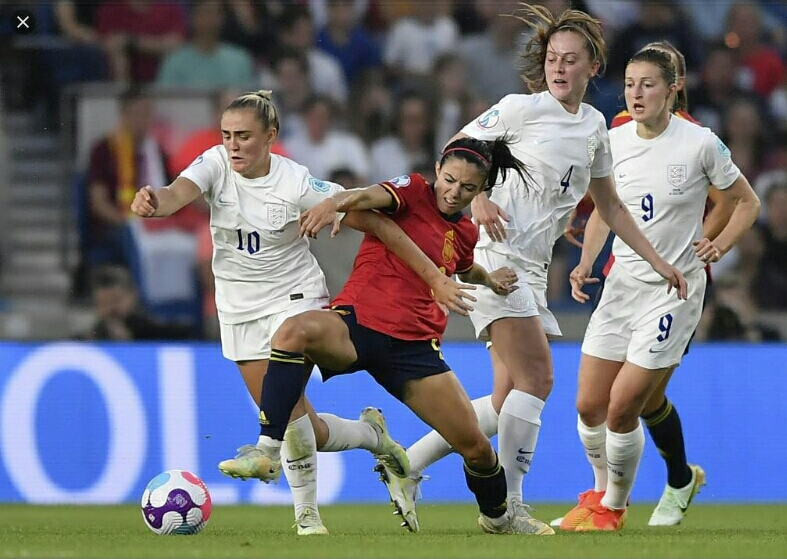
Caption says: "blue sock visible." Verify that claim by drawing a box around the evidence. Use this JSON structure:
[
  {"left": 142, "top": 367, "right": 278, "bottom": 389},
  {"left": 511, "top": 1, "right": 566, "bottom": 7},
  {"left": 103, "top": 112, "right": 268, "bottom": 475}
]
[{"left": 259, "top": 349, "right": 309, "bottom": 441}]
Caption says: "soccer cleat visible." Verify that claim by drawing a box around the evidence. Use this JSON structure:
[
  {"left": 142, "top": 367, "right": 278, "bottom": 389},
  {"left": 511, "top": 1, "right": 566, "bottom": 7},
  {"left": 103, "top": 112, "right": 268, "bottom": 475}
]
[
  {"left": 478, "top": 501, "right": 555, "bottom": 535},
  {"left": 218, "top": 444, "right": 281, "bottom": 483},
  {"left": 648, "top": 464, "right": 706, "bottom": 526},
  {"left": 293, "top": 507, "right": 329, "bottom": 536},
  {"left": 558, "top": 489, "right": 605, "bottom": 531},
  {"left": 374, "top": 461, "right": 423, "bottom": 533},
  {"left": 359, "top": 407, "right": 410, "bottom": 478},
  {"left": 574, "top": 503, "right": 627, "bottom": 532}
]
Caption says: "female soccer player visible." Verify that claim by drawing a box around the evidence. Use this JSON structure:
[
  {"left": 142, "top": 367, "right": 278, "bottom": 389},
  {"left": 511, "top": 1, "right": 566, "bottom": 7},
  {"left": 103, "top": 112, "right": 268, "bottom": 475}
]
[
  {"left": 378, "top": 4, "right": 687, "bottom": 533},
  {"left": 558, "top": 48, "right": 760, "bottom": 531},
  {"left": 130, "top": 90, "right": 476, "bottom": 535},
  {"left": 221, "top": 136, "right": 559, "bottom": 535},
  {"left": 557, "top": 41, "right": 735, "bottom": 529}
]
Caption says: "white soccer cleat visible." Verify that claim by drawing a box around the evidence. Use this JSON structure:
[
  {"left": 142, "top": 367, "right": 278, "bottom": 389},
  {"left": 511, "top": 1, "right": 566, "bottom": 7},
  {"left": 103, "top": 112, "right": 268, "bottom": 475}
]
[
  {"left": 218, "top": 444, "right": 282, "bottom": 483},
  {"left": 359, "top": 407, "right": 410, "bottom": 478},
  {"left": 478, "top": 500, "right": 555, "bottom": 535},
  {"left": 374, "top": 461, "right": 423, "bottom": 533},
  {"left": 648, "top": 464, "right": 706, "bottom": 526},
  {"left": 293, "top": 507, "right": 329, "bottom": 536}
]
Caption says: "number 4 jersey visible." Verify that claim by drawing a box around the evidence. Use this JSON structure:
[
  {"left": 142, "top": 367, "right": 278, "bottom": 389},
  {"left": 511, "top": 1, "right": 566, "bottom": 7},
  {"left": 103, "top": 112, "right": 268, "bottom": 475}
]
[
  {"left": 461, "top": 91, "right": 612, "bottom": 292},
  {"left": 180, "top": 145, "right": 343, "bottom": 324}
]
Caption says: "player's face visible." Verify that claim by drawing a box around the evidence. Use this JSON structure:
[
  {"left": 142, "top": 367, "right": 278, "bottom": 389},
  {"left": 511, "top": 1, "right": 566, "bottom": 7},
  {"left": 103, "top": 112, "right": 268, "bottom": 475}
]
[
  {"left": 624, "top": 61, "right": 675, "bottom": 124},
  {"left": 433, "top": 158, "right": 486, "bottom": 214},
  {"left": 545, "top": 30, "right": 598, "bottom": 109},
  {"left": 220, "top": 109, "right": 277, "bottom": 178}
]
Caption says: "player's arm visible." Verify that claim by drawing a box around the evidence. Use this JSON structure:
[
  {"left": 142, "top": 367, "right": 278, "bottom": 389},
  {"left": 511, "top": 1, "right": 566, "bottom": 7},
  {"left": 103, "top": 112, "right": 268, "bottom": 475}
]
[
  {"left": 587, "top": 175, "right": 687, "bottom": 299},
  {"left": 701, "top": 186, "right": 735, "bottom": 241},
  {"left": 299, "top": 184, "right": 396, "bottom": 238},
  {"left": 458, "top": 263, "right": 518, "bottom": 296},
  {"left": 694, "top": 175, "right": 760, "bottom": 263},
  {"left": 130, "top": 177, "right": 202, "bottom": 218}
]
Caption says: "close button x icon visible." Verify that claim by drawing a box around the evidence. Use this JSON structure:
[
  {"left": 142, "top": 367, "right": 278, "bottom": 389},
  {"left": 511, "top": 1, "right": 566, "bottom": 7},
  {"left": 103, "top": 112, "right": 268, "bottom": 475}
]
[{"left": 12, "top": 10, "right": 35, "bottom": 34}]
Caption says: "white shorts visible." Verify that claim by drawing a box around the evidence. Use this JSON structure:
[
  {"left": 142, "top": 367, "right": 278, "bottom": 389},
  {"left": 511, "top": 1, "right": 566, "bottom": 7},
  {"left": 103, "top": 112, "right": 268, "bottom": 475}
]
[
  {"left": 468, "top": 250, "right": 562, "bottom": 341},
  {"left": 581, "top": 266, "right": 706, "bottom": 370},
  {"left": 219, "top": 297, "right": 329, "bottom": 361}
]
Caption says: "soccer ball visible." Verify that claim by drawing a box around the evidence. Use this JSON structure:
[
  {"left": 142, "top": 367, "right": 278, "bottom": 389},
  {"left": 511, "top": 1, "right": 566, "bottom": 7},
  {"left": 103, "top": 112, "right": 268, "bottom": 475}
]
[{"left": 141, "top": 469, "right": 212, "bottom": 535}]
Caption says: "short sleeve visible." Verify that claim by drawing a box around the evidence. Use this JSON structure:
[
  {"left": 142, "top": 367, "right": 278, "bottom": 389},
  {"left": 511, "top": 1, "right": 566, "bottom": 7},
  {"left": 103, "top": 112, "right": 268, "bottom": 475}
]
[
  {"left": 378, "top": 173, "right": 427, "bottom": 215},
  {"left": 179, "top": 146, "right": 224, "bottom": 198},
  {"left": 298, "top": 175, "right": 345, "bottom": 211},
  {"left": 460, "top": 94, "right": 526, "bottom": 142},
  {"left": 701, "top": 132, "right": 740, "bottom": 190}
]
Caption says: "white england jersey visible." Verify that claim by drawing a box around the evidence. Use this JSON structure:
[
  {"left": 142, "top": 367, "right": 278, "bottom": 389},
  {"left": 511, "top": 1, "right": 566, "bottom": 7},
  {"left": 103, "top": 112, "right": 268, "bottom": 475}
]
[
  {"left": 180, "top": 146, "right": 343, "bottom": 324},
  {"left": 461, "top": 91, "right": 612, "bottom": 290},
  {"left": 610, "top": 116, "right": 740, "bottom": 283}
]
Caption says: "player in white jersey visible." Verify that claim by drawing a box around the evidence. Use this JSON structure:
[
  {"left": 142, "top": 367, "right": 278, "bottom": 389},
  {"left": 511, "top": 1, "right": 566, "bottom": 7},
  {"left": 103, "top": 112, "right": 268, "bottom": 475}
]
[
  {"left": 376, "top": 5, "right": 687, "bottom": 534},
  {"left": 557, "top": 49, "right": 760, "bottom": 532},
  {"left": 130, "top": 90, "right": 476, "bottom": 535}
]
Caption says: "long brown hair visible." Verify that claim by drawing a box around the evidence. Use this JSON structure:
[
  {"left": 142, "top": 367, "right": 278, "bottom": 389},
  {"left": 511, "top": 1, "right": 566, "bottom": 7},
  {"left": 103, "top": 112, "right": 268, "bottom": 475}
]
[
  {"left": 514, "top": 3, "right": 606, "bottom": 93},
  {"left": 639, "top": 40, "right": 688, "bottom": 112}
]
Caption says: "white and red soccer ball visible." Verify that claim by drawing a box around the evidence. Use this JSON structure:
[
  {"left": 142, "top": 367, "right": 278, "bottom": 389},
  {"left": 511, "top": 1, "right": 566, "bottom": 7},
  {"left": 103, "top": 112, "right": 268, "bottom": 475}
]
[{"left": 141, "top": 469, "right": 212, "bottom": 535}]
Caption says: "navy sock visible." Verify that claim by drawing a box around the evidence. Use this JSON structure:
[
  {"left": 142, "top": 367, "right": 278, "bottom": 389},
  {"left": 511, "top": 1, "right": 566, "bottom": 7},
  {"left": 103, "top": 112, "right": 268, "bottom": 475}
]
[
  {"left": 464, "top": 455, "right": 507, "bottom": 519},
  {"left": 642, "top": 398, "right": 692, "bottom": 489},
  {"left": 259, "top": 349, "right": 309, "bottom": 441}
]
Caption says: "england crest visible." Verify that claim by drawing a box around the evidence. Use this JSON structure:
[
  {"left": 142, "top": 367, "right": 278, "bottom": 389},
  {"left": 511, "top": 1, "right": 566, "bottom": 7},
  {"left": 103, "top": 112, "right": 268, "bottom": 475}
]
[
  {"left": 668, "top": 165, "right": 687, "bottom": 187},
  {"left": 267, "top": 203, "right": 287, "bottom": 229}
]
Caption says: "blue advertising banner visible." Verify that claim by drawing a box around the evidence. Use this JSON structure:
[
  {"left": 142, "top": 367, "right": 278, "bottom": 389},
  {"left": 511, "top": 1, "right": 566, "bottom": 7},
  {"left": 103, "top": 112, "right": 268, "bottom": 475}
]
[{"left": 0, "top": 341, "right": 784, "bottom": 504}]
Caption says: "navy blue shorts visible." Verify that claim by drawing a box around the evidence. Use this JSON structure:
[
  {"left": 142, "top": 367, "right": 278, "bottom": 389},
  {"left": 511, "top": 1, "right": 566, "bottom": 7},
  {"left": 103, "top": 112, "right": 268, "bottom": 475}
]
[{"left": 319, "top": 306, "right": 451, "bottom": 401}]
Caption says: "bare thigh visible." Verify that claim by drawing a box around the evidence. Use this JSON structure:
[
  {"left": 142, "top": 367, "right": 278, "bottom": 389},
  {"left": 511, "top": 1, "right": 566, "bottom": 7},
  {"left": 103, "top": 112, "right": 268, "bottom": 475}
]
[
  {"left": 488, "top": 316, "right": 553, "bottom": 401},
  {"left": 608, "top": 361, "right": 672, "bottom": 433},
  {"left": 402, "top": 372, "right": 496, "bottom": 471}
]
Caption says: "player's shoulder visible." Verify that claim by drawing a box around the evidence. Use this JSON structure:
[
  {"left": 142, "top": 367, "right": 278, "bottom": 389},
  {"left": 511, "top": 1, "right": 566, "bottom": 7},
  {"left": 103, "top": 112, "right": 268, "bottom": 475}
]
[
  {"left": 609, "top": 118, "right": 636, "bottom": 140},
  {"left": 675, "top": 109, "right": 701, "bottom": 125},
  {"left": 380, "top": 172, "right": 427, "bottom": 190},
  {"left": 272, "top": 153, "right": 309, "bottom": 177}
]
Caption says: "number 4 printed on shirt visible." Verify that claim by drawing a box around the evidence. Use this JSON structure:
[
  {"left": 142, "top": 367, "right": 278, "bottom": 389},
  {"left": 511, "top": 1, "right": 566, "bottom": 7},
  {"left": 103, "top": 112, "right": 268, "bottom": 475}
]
[{"left": 560, "top": 166, "right": 573, "bottom": 194}]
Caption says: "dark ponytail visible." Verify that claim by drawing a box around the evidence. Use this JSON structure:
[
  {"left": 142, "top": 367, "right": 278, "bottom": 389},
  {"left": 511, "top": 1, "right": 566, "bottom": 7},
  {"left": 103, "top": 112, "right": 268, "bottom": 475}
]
[{"left": 441, "top": 136, "right": 531, "bottom": 192}]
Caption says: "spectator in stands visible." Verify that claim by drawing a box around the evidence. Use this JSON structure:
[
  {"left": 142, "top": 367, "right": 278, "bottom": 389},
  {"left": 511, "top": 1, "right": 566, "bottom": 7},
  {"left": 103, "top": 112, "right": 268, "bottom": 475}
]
[
  {"left": 688, "top": 41, "right": 747, "bottom": 134},
  {"left": 346, "top": 68, "right": 392, "bottom": 145},
  {"left": 97, "top": 0, "right": 186, "bottom": 84},
  {"left": 220, "top": 0, "right": 279, "bottom": 63},
  {"left": 432, "top": 53, "right": 472, "bottom": 156},
  {"left": 316, "top": 0, "right": 382, "bottom": 86},
  {"left": 370, "top": 90, "right": 435, "bottom": 183},
  {"left": 263, "top": 46, "right": 314, "bottom": 141},
  {"left": 724, "top": 2, "right": 786, "bottom": 100},
  {"left": 383, "top": 1, "right": 458, "bottom": 87},
  {"left": 754, "top": 181, "right": 787, "bottom": 310},
  {"left": 277, "top": 4, "right": 348, "bottom": 106},
  {"left": 457, "top": 0, "right": 527, "bottom": 103},
  {"left": 85, "top": 86, "right": 169, "bottom": 269},
  {"left": 52, "top": 1, "right": 109, "bottom": 82},
  {"left": 81, "top": 265, "right": 195, "bottom": 340},
  {"left": 284, "top": 94, "right": 371, "bottom": 183},
  {"left": 156, "top": 0, "right": 255, "bottom": 91},
  {"left": 719, "top": 96, "right": 769, "bottom": 182}
]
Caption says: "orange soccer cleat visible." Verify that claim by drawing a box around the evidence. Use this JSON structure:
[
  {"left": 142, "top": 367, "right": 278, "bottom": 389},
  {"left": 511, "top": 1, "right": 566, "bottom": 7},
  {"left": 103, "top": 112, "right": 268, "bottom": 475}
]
[
  {"left": 574, "top": 503, "right": 628, "bottom": 532},
  {"left": 558, "top": 489, "right": 605, "bottom": 531}
]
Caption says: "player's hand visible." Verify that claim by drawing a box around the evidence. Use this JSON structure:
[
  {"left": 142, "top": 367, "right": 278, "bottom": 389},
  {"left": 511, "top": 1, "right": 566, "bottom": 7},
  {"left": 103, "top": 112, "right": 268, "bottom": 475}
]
[
  {"left": 300, "top": 198, "right": 340, "bottom": 238},
  {"left": 569, "top": 261, "right": 599, "bottom": 303},
  {"left": 563, "top": 207, "right": 587, "bottom": 249},
  {"left": 486, "top": 267, "right": 519, "bottom": 296},
  {"left": 471, "top": 195, "right": 509, "bottom": 242},
  {"left": 131, "top": 186, "right": 158, "bottom": 217},
  {"left": 693, "top": 238, "right": 723, "bottom": 264},
  {"left": 652, "top": 260, "right": 688, "bottom": 300},
  {"left": 430, "top": 275, "right": 477, "bottom": 316}
]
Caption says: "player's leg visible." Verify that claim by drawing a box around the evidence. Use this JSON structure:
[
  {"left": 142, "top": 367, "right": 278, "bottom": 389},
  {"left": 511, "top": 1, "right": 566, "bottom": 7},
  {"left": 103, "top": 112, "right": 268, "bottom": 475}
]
[
  {"left": 643, "top": 367, "right": 706, "bottom": 526},
  {"left": 401, "top": 371, "right": 553, "bottom": 535},
  {"left": 487, "top": 315, "right": 552, "bottom": 508}
]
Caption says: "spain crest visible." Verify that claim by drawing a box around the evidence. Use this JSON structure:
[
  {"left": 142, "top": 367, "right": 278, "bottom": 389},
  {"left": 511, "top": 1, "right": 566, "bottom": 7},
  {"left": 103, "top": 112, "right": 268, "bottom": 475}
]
[{"left": 442, "top": 237, "right": 454, "bottom": 264}]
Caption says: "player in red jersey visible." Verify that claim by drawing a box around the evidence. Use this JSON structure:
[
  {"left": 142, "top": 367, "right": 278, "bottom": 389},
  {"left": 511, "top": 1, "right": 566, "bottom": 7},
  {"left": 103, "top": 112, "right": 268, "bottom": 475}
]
[
  {"left": 556, "top": 41, "right": 736, "bottom": 529},
  {"left": 225, "top": 136, "right": 556, "bottom": 535}
]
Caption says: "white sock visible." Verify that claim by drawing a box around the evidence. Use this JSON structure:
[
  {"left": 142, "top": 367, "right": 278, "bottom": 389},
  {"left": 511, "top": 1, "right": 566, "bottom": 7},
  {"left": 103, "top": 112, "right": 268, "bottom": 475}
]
[
  {"left": 317, "top": 413, "right": 380, "bottom": 452},
  {"left": 280, "top": 415, "right": 319, "bottom": 518},
  {"left": 601, "top": 422, "right": 645, "bottom": 510},
  {"left": 408, "top": 395, "right": 499, "bottom": 475},
  {"left": 577, "top": 417, "right": 608, "bottom": 492},
  {"left": 256, "top": 435, "right": 283, "bottom": 460},
  {"left": 498, "top": 390, "right": 544, "bottom": 503}
]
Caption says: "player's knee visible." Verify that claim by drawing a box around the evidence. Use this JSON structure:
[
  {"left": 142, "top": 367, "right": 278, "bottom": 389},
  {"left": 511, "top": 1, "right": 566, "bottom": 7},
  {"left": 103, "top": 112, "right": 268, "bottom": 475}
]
[
  {"left": 606, "top": 398, "right": 641, "bottom": 433},
  {"left": 271, "top": 316, "right": 311, "bottom": 352},
  {"left": 576, "top": 393, "right": 606, "bottom": 427},
  {"left": 512, "top": 360, "right": 553, "bottom": 400}
]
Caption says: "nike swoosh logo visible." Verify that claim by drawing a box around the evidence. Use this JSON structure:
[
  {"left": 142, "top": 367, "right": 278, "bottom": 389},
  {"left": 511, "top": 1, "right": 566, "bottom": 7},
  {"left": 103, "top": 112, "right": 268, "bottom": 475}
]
[
  {"left": 286, "top": 456, "right": 309, "bottom": 463},
  {"left": 648, "top": 348, "right": 667, "bottom": 353},
  {"left": 534, "top": 138, "right": 553, "bottom": 145},
  {"left": 517, "top": 448, "right": 534, "bottom": 455},
  {"left": 617, "top": 173, "right": 627, "bottom": 179}
]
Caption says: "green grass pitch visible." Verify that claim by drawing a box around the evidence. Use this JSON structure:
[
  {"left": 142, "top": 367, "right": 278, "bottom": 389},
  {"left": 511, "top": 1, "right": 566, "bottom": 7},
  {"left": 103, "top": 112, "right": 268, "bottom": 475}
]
[{"left": 3, "top": 503, "right": 787, "bottom": 558}]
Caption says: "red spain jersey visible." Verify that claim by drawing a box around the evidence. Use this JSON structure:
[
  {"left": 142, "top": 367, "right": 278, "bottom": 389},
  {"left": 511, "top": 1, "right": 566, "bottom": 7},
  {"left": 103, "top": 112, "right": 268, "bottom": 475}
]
[
  {"left": 331, "top": 173, "right": 478, "bottom": 341},
  {"left": 601, "top": 109, "right": 711, "bottom": 280}
]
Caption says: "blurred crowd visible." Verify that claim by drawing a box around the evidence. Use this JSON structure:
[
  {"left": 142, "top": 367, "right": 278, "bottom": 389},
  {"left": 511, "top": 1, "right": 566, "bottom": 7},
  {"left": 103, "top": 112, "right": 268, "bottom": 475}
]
[{"left": 1, "top": 0, "right": 786, "bottom": 341}]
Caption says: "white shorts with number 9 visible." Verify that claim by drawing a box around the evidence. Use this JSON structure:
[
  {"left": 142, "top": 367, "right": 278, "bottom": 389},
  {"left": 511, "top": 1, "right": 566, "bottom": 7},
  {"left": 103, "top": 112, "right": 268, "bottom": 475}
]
[
  {"left": 581, "top": 266, "right": 706, "bottom": 370},
  {"left": 219, "top": 297, "right": 329, "bottom": 361}
]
